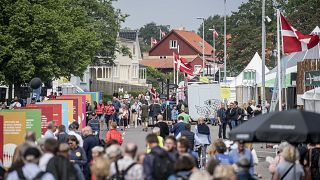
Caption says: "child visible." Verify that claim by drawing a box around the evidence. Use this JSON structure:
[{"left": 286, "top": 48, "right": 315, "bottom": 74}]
[{"left": 171, "top": 105, "right": 179, "bottom": 124}]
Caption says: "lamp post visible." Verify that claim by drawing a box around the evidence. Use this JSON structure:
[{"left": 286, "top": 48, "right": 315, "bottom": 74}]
[
  {"left": 209, "top": 26, "right": 216, "bottom": 80},
  {"left": 223, "top": 0, "right": 227, "bottom": 84},
  {"left": 197, "top": 17, "right": 205, "bottom": 76},
  {"left": 262, "top": 0, "right": 266, "bottom": 113}
]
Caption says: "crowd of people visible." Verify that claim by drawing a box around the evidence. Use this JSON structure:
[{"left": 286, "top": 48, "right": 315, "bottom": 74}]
[{"left": 0, "top": 92, "right": 319, "bottom": 180}]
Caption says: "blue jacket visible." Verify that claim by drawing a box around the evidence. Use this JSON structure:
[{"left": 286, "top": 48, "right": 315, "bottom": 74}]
[
  {"left": 143, "top": 146, "right": 168, "bottom": 180},
  {"left": 83, "top": 135, "right": 100, "bottom": 162},
  {"left": 171, "top": 122, "right": 186, "bottom": 137}
]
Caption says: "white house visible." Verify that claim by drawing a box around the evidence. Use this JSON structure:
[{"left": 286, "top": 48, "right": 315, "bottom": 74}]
[{"left": 87, "top": 30, "right": 147, "bottom": 94}]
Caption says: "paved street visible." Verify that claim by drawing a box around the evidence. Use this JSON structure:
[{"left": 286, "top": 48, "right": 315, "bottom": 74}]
[{"left": 100, "top": 124, "right": 274, "bottom": 179}]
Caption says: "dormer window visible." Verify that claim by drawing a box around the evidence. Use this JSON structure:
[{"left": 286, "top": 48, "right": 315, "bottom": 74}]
[{"left": 170, "top": 40, "right": 177, "bottom": 49}]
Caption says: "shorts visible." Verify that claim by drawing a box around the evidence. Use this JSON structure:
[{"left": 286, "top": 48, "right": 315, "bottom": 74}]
[{"left": 141, "top": 117, "right": 148, "bottom": 122}]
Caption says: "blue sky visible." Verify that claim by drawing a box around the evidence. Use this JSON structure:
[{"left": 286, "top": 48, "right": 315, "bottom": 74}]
[{"left": 114, "top": 0, "right": 248, "bottom": 31}]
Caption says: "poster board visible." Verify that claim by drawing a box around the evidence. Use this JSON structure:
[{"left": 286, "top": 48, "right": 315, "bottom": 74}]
[
  {"left": 60, "top": 95, "right": 86, "bottom": 128},
  {"left": 2, "top": 109, "right": 42, "bottom": 139},
  {"left": 0, "top": 116, "right": 3, "bottom": 163},
  {"left": 0, "top": 112, "right": 26, "bottom": 168},
  {"left": 37, "top": 102, "right": 68, "bottom": 128},
  {"left": 25, "top": 104, "right": 54, "bottom": 134},
  {"left": 50, "top": 99, "right": 78, "bottom": 123},
  {"left": 44, "top": 100, "right": 73, "bottom": 125}
]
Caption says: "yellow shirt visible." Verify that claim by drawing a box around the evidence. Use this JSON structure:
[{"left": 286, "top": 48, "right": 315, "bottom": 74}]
[{"left": 146, "top": 136, "right": 164, "bottom": 153}]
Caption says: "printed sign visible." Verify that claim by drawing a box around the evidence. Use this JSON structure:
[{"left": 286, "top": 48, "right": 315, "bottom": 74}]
[
  {"left": 305, "top": 71, "right": 320, "bottom": 86},
  {"left": 0, "top": 116, "right": 3, "bottom": 162},
  {"left": 45, "top": 100, "right": 73, "bottom": 125},
  {"left": 38, "top": 102, "right": 69, "bottom": 128},
  {"left": 2, "top": 109, "right": 42, "bottom": 139},
  {"left": 220, "top": 86, "right": 231, "bottom": 99},
  {"left": 25, "top": 104, "right": 54, "bottom": 134},
  {"left": 60, "top": 95, "right": 86, "bottom": 128},
  {"left": 0, "top": 112, "right": 26, "bottom": 168}
]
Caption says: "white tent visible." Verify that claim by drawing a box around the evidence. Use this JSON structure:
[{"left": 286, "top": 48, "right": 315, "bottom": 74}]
[
  {"left": 301, "top": 87, "right": 320, "bottom": 113},
  {"left": 231, "top": 52, "right": 270, "bottom": 86},
  {"left": 231, "top": 52, "right": 269, "bottom": 104}
]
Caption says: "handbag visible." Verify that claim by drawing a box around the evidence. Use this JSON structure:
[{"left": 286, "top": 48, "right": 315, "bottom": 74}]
[{"left": 304, "top": 149, "right": 313, "bottom": 180}]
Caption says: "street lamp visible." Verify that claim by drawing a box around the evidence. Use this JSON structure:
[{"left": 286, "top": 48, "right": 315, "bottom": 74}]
[
  {"left": 261, "top": 0, "right": 266, "bottom": 113},
  {"left": 223, "top": 0, "right": 227, "bottom": 84},
  {"left": 209, "top": 26, "right": 216, "bottom": 80},
  {"left": 197, "top": 17, "right": 205, "bottom": 76}
]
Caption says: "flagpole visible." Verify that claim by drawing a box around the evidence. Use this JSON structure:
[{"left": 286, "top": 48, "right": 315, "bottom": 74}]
[
  {"left": 177, "top": 45, "right": 180, "bottom": 85},
  {"left": 173, "top": 52, "right": 176, "bottom": 85},
  {"left": 277, "top": 9, "right": 282, "bottom": 111},
  {"left": 261, "top": 0, "right": 266, "bottom": 113}
]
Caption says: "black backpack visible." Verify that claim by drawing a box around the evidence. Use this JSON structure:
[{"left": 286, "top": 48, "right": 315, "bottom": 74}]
[
  {"left": 151, "top": 150, "right": 174, "bottom": 180},
  {"left": 16, "top": 167, "right": 46, "bottom": 180},
  {"left": 109, "top": 161, "right": 136, "bottom": 180}
]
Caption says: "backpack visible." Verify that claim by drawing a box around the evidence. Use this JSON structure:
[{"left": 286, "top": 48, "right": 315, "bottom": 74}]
[
  {"left": 151, "top": 150, "right": 174, "bottom": 180},
  {"left": 16, "top": 167, "right": 46, "bottom": 180},
  {"left": 109, "top": 161, "right": 136, "bottom": 180}
]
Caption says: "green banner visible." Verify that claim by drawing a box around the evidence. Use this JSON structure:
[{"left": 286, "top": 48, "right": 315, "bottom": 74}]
[
  {"left": 305, "top": 71, "right": 320, "bottom": 86},
  {"left": 1, "top": 109, "right": 42, "bottom": 139}
]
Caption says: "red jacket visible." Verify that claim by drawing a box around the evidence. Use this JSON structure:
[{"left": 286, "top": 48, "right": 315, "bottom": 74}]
[{"left": 105, "top": 129, "right": 123, "bottom": 145}]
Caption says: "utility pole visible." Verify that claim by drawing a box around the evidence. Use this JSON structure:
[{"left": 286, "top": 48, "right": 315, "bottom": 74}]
[
  {"left": 261, "top": 0, "right": 266, "bottom": 113},
  {"left": 223, "top": 0, "right": 227, "bottom": 83}
]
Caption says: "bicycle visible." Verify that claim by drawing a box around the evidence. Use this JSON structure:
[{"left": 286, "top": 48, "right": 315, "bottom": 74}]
[{"left": 195, "top": 144, "right": 207, "bottom": 170}]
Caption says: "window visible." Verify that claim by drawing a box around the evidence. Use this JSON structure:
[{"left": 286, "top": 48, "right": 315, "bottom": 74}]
[
  {"left": 169, "top": 40, "right": 177, "bottom": 49},
  {"left": 243, "top": 70, "right": 256, "bottom": 81},
  {"left": 194, "top": 65, "right": 202, "bottom": 73}
]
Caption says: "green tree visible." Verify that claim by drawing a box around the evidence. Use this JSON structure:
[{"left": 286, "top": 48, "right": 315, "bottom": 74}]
[
  {"left": 277, "top": 0, "right": 320, "bottom": 34},
  {"left": 0, "top": 0, "right": 125, "bottom": 94},
  {"left": 139, "top": 22, "right": 170, "bottom": 53},
  {"left": 198, "top": 15, "right": 224, "bottom": 61}
]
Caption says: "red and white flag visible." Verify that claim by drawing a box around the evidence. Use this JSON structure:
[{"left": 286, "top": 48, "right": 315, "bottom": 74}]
[
  {"left": 187, "top": 67, "right": 203, "bottom": 80},
  {"left": 160, "top": 29, "right": 166, "bottom": 38},
  {"left": 280, "top": 13, "right": 319, "bottom": 53},
  {"left": 213, "top": 30, "right": 218, "bottom": 39},
  {"left": 151, "top": 37, "right": 158, "bottom": 46},
  {"left": 174, "top": 53, "right": 193, "bottom": 75}
]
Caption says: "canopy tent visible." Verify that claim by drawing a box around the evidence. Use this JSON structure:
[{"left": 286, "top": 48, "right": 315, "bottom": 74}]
[
  {"left": 301, "top": 87, "right": 320, "bottom": 113},
  {"left": 231, "top": 52, "right": 270, "bottom": 87}
]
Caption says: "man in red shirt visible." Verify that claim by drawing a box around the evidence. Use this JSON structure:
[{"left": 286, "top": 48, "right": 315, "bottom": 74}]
[{"left": 106, "top": 122, "right": 123, "bottom": 145}]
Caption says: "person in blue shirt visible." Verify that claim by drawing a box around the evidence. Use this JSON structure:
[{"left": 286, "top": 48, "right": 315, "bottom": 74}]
[
  {"left": 171, "top": 105, "right": 179, "bottom": 123},
  {"left": 213, "top": 139, "right": 233, "bottom": 165},
  {"left": 170, "top": 116, "right": 186, "bottom": 137},
  {"left": 229, "top": 141, "right": 254, "bottom": 176}
]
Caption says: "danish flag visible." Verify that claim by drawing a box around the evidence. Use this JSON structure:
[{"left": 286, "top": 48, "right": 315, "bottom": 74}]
[
  {"left": 160, "top": 29, "right": 166, "bottom": 38},
  {"left": 213, "top": 30, "right": 218, "bottom": 39},
  {"left": 280, "top": 13, "right": 319, "bottom": 53},
  {"left": 151, "top": 37, "right": 158, "bottom": 46},
  {"left": 174, "top": 53, "right": 193, "bottom": 75}
]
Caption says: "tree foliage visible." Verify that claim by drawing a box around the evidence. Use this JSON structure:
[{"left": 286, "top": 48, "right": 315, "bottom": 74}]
[
  {"left": 139, "top": 22, "right": 170, "bottom": 53},
  {"left": 0, "top": 0, "right": 125, "bottom": 86},
  {"left": 198, "top": 0, "right": 276, "bottom": 75},
  {"left": 276, "top": 0, "right": 320, "bottom": 34}
]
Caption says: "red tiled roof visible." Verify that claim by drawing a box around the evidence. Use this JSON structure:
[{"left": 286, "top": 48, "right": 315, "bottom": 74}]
[
  {"left": 174, "top": 30, "right": 213, "bottom": 55},
  {"left": 140, "top": 59, "right": 175, "bottom": 69}
]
